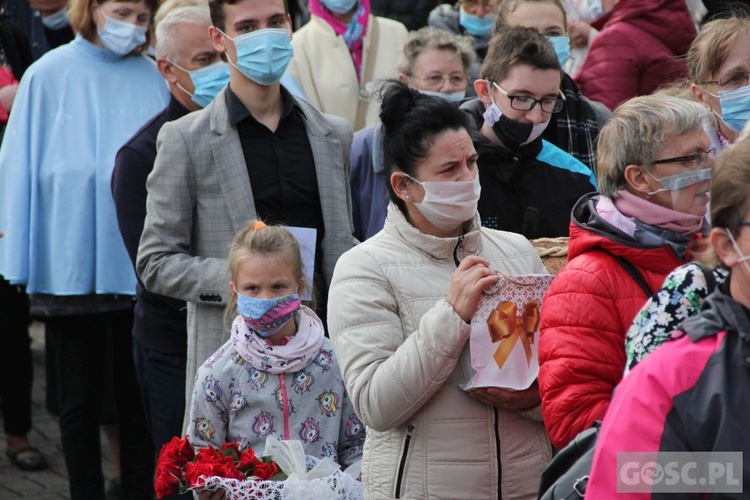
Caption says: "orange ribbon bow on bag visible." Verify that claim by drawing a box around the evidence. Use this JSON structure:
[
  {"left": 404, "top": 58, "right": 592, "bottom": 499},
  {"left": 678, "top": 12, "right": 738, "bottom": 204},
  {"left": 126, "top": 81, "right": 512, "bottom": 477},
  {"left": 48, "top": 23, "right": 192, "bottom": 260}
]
[{"left": 486, "top": 300, "right": 540, "bottom": 369}]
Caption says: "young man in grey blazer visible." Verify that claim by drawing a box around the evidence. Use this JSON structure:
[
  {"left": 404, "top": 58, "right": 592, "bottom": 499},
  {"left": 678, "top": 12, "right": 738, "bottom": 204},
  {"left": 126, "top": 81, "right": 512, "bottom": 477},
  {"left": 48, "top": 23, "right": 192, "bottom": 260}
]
[{"left": 136, "top": 0, "right": 357, "bottom": 425}]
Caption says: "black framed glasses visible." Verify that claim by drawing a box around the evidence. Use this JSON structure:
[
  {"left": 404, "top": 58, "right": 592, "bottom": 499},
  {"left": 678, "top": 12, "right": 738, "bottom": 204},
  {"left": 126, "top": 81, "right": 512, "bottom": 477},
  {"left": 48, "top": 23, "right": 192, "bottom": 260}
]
[
  {"left": 651, "top": 148, "right": 716, "bottom": 169},
  {"left": 701, "top": 70, "right": 750, "bottom": 91},
  {"left": 491, "top": 82, "right": 566, "bottom": 113}
]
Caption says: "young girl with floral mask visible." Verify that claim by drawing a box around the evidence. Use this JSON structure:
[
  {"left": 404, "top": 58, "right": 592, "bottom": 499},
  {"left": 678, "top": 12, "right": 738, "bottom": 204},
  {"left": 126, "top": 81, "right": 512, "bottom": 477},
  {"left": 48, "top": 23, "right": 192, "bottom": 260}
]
[{"left": 186, "top": 220, "right": 364, "bottom": 467}]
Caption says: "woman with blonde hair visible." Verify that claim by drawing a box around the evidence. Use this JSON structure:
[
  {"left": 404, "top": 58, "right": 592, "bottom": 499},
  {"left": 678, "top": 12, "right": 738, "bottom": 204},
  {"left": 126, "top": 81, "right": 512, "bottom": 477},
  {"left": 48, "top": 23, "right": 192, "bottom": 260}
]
[
  {"left": 689, "top": 12, "right": 750, "bottom": 151},
  {"left": 0, "top": 0, "right": 168, "bottom": 495}
]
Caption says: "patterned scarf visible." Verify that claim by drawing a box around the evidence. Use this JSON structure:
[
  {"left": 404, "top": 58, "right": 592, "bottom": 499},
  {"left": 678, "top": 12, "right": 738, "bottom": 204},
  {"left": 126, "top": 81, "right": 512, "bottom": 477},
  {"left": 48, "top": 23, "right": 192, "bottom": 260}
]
[
  {"left": 308, "top": 0, "right": 370, "bottom": 82},
  {"left": 230, "top": 306, "right": 324, "bottom": 375}
]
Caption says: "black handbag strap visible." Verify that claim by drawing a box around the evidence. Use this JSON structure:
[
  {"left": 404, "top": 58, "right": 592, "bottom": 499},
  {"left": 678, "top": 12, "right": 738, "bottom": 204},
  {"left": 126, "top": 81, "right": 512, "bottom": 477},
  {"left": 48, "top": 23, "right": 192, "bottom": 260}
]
[{"left": 603, "top": 251, "right": 652, "bottom": 298}]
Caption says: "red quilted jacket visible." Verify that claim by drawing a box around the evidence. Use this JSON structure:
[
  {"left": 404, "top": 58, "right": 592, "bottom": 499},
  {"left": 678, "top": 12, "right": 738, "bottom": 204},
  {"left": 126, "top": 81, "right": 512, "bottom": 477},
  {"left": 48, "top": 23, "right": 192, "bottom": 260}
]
[
  {"left": 538, "top": 194, "right": 695, "bottom": 449},
  {"left": 574, "top": 0, "right": 696, "bottom": 111}
]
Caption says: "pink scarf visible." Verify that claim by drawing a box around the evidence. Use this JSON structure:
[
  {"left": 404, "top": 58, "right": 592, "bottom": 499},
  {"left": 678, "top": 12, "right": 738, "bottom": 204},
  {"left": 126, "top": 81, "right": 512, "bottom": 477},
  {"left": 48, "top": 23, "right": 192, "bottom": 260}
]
[
  {"left": 308, "top": 0, "right": 370, "bottom": 82},
  {"left": 230, "top": 306, "right": 324, "bottom": 375},
  {"left": 610, "top": 190, "right": 704, "bottom": 236}
]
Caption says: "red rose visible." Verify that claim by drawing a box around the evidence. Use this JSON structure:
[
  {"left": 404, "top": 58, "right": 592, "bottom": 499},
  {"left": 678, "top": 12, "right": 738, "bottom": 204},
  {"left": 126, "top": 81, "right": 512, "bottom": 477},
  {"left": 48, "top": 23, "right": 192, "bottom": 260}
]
[
  {"left": 252, "top": 461, "right": 279, "bottom": 481},
  {"left": 219, "top": 442, "right": 242, "bottom": 461},
  {"left": 183, "top": 461, "right": 218, "bottom": 488},
  {"left": 217, "top": 460, "right": 246, "bottom": 481},
  {"left": 158, "top": 436, "right": 195, "bottom": 466},
  {"left": 154, "top": 464, "right": 182, "bottom": 499},
  {"left": 194, "top": 445, "right": 222, "bottom": 463},
  {"left": 237, "top": 448, "right": 262, "bottom": 473}
]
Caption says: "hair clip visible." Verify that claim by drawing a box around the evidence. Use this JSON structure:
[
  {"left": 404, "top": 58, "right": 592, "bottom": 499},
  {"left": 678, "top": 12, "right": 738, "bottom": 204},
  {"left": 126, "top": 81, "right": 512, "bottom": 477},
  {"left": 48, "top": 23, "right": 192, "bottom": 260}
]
[{"left": 253, "top": 221, "right": 267, "bottom": 230}]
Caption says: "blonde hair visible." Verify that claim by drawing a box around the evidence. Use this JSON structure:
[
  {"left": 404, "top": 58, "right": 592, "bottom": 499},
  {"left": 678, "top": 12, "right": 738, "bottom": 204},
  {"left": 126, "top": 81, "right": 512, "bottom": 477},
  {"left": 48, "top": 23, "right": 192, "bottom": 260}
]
[
  {"left": 224, "top": 221, "right": 305, "bottom": 327},
  {"left": 68, "top": 0, "right": 159, "bottom": 55},
  {"left": 687, "top": 14, "right": 750, "bottom": 85}
]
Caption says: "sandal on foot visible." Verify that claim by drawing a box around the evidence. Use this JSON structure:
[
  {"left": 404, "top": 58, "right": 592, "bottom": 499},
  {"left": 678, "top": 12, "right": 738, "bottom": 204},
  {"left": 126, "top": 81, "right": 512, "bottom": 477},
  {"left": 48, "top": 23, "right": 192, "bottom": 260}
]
[{"left": 5, "top": 445, "right": 48, "bottom": 471}]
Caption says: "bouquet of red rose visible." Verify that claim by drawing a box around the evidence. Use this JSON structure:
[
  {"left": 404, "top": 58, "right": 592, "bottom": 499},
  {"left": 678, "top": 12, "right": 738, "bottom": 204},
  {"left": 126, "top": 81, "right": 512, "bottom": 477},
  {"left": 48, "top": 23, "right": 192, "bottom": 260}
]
[{"left": 155, "top": 437, "right": 283, "bottom": 499}]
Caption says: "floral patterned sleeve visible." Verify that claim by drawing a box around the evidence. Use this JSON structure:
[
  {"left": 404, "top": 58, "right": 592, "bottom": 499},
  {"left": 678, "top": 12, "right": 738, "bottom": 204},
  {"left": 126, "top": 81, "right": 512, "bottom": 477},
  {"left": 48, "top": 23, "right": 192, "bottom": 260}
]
[{"left": 624, "top": 263, "right": 729, "bottom": 375}]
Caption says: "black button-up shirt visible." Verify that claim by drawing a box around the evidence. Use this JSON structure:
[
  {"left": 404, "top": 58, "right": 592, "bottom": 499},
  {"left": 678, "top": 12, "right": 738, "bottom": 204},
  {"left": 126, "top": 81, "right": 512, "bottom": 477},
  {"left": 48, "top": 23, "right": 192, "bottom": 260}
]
[
  {"left": 225, "top": 87, "right": 328, "bottom": 319},
  {"left": 225, "top": 86, "right": 325, "bottom": 244}
]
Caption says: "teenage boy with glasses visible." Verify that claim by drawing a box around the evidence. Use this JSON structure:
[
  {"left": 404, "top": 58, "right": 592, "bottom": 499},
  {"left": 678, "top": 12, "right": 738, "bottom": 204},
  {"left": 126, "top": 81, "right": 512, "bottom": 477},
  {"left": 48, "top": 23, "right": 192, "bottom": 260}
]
[{"left": 468, "top": 26, "right": 596, "bottom": 239}]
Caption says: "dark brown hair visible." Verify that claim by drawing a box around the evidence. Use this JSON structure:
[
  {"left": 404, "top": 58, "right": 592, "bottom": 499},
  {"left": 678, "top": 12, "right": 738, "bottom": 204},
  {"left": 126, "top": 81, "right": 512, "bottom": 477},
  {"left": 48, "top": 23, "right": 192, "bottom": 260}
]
[{"left": 209, "top": 0, "right": 288, "bottom": 31}]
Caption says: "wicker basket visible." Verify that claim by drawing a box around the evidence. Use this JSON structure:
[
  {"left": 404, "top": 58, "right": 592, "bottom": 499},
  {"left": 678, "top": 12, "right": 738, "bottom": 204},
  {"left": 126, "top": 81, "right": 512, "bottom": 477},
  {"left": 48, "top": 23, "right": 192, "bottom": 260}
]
[{"left": 530, "top": 237, "right": 569, "bottom": 275}]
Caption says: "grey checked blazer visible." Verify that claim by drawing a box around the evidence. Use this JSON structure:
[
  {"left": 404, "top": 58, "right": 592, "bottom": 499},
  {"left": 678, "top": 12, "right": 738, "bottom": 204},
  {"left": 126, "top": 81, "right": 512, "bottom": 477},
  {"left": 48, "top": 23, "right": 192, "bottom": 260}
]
[{"left": 136, "top": 87, "right": 357, "bottom": 419}]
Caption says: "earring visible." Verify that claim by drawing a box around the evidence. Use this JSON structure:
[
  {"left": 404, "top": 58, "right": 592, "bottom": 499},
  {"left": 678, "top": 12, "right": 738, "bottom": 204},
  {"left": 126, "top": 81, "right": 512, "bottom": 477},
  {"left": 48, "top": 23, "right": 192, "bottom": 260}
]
[{"left": 405, "top": 194, "right": 411, "bottom": 200}]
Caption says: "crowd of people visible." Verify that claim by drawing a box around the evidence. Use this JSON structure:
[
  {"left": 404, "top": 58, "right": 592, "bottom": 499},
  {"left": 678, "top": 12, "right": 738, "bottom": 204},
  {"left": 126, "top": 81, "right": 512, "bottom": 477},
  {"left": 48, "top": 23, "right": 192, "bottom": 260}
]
[{"left": 0, "top": 0, "right": 747, "bottom": 498}]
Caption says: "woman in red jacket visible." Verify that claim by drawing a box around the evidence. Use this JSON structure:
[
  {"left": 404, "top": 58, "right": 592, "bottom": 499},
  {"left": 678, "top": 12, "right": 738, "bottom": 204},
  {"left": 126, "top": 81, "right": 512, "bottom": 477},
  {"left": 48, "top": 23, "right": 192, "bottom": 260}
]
[{"left": 539, "top": 94, "right": 713, "bottom": 450}]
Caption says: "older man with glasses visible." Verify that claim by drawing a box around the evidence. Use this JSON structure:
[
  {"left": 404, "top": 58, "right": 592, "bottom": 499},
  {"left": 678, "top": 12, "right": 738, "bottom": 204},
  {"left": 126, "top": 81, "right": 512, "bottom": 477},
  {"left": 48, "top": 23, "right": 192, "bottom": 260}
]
[{"left": 469, "top": 26, "right": 596, "bottom": 238}]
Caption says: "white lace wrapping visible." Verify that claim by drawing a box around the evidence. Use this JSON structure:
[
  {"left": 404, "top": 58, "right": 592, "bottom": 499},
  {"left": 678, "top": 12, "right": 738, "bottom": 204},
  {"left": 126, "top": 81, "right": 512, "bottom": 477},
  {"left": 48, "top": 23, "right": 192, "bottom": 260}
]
[{"left": 190, "top": 438, "right": 363, "bottom": 500}]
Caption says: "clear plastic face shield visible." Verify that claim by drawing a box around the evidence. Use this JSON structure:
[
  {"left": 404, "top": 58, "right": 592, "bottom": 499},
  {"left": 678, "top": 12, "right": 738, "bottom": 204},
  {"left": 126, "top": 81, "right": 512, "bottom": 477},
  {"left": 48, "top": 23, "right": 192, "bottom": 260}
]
[{"left": 644, "top": 168, "right": 712, "bottom": 212}]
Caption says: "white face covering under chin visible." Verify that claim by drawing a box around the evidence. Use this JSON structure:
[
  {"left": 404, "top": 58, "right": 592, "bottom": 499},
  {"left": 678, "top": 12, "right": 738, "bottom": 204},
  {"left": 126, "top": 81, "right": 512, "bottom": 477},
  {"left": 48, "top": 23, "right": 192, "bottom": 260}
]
[
  {"left": 726, "top": 229, "right": 750, "bottom": 275},
  {"left": 405, "top": 174, "right": 481, "bottom": 232}
]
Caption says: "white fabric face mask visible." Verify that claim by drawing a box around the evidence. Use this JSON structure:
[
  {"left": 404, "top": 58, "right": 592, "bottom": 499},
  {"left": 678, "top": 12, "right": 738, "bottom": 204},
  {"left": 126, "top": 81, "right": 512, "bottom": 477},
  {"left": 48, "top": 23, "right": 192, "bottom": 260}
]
[{"left": 405, "top": 173, "right": 481, "bottom": 232}]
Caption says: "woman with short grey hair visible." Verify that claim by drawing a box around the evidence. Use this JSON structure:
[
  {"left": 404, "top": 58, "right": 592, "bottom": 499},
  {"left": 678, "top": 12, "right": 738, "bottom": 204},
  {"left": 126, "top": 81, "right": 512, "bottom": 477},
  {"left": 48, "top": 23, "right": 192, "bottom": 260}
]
[
  {"left": 538, "top": 94, "right": 714, "bottom": 450},
  {"left": 596, "top": 94, "right": 712, "bottom": 198}
]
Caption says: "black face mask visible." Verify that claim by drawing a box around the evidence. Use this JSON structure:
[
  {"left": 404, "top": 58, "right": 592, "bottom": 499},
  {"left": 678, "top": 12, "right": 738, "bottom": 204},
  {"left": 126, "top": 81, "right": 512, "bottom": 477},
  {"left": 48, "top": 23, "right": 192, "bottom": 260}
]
[{"left": 490, "top": 114, "right": 534, "bottom": 149}]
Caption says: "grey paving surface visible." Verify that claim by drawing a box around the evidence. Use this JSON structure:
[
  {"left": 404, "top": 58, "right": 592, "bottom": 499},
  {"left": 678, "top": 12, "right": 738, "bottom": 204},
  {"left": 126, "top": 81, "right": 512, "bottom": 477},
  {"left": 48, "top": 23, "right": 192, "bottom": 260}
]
[{"left": 0, "top": 323, "right": 116, "bottom": 499}]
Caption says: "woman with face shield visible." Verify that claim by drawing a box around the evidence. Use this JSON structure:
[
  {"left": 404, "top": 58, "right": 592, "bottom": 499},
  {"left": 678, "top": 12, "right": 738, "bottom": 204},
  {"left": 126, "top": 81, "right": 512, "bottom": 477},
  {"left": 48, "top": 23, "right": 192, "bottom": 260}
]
[
  {"left": 586, "top": 136, "right": 750, "bottom": 497},
  {"left": 328, "top": 81, "right": 552, "bottom": 499},
  {"left": 538, "top": 94, "right": 714, "bottom": 450}
]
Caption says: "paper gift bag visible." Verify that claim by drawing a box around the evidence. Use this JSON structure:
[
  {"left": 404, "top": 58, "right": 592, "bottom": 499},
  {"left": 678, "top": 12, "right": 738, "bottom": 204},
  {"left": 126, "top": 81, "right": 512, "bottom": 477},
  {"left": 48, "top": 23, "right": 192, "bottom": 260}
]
[{"left": 462, "top": 274, "right": 554, "bottom": 391}]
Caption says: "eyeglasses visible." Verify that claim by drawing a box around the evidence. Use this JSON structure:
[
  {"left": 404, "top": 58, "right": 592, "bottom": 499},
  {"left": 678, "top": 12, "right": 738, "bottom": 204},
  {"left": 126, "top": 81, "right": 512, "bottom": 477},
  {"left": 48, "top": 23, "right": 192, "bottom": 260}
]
[
  {"left": 650, "top": 148, "right": 716, "bottom": 169},
  {"left": 463, "top": 0, "right": 496, "bottom": 7},
  {"left": 412, "top": 73, "right": 468, "bottom": 90},
  {"left": 701, "top": 70, "right": 750, "bottom": 91},
  {"left": 491, "top": 82, "right": 566, "bottom": 113}
]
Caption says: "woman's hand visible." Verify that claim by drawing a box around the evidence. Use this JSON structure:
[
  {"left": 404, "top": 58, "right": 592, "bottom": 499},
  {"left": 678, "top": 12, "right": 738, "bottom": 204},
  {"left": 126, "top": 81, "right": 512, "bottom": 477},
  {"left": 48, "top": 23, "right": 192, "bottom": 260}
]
[
  {"left": 447, "top": 255, "right": 499, "bottom": 323},
  {"left": 198, "top": 490, "right": 226, "bottom": 500},
  {"left": 469, "top": 380, "right": 541, "bottom": 410}
]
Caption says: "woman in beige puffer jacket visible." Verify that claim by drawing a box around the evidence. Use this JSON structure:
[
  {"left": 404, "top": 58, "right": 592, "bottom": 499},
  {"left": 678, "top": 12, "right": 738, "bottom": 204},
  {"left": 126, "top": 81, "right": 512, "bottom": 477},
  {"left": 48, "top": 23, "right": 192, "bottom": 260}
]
[{"left": 327, "top": 81, "right": 551, "bottom": 499}]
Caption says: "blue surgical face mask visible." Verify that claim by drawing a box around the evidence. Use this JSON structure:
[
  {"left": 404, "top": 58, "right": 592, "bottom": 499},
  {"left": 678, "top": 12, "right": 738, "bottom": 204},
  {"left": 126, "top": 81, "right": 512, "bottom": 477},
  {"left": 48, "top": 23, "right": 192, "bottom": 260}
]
[
  {"left": 717, "top": 85, "right": 750, "bottom": 133},
  {"left": 459, "top": 9, "right": 496, "bottom": 38},
  {"left": 236, "top": 293, "right": 301, "bottom": 338},
  {"left": 322, "top": 0, "right": 359, "bottom": 14},
  {"left": 42, "top": 7, "right": 70, "bottom": 30},
  {"left": 97, "top": 11, "right": 148, "bottom": 56},
  {"left": 547, "top": 35, "right": 570, "bottom": 68},
  {"left": 220, "top": 28, "right": 294, "bottom": 86},
  {"left": 419, "top": 89, "right": 467, "bottom": 103},
  {"left": 170, "top": 60, "right": 230, "bottom": 108}
]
